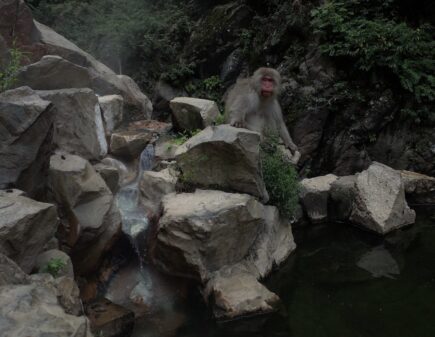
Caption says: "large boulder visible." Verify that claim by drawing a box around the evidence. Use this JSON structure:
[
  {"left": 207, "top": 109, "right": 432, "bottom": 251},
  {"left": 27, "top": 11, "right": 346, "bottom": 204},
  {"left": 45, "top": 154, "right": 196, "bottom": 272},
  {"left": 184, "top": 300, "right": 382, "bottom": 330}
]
[
  {"left": 401, "top": 170, "right": 435, "bottom": 205},
  {"left": 299, "top": 174, "right": 338, "bottom": 224},
  {"left": 170, "top": 97, "right": 219, "bottom": 131},
  {"left": 0, "top": 0, "right": 152, "bottom": 119},
  {"left": 37, "top": 88, "right": 108, "bottom": 160},
  {"left": 49, "top": 153, "right": 121, "bottom": 275},
  {"left": 94, "top": 162, "right": 121, "bottom": 194},
  {"left": 0, "top": 87, "right": 53, "bottom": 197},
  {"left": 14, "top": 55, "right": 92, "bottom": 90},
  {"left": 0, "top": 253, "right": 29, "bottom": 286},
  {"left": 350, "top": 162, "right": 416, "bottom": 234},
  {"left": 153, "top": 189, "right": 296, "bottom": 319},
  {"left": 98, "top": 94, "right": 124, "bottom": 135},
  {"left": 0, "top": 194, "right": 58, "bottom": 273},
  {"left": 175, "top": 125, "right": 268, "bottom": 201}
]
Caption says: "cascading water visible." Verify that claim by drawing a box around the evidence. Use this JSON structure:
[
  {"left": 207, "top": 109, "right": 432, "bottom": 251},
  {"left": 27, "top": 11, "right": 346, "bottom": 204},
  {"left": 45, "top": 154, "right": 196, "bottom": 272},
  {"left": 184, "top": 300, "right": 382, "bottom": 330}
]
[{"left": 111, "top": 144, "right": 155, "bottom": 303}]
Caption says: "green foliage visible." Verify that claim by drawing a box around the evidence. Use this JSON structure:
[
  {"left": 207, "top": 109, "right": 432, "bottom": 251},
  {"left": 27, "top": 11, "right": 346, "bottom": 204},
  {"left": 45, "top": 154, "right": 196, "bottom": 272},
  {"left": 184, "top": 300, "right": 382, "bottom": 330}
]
[
  {"left": 0, "top": 46, "right": 24, "bottom": 92},
  {"left": 42, "top": 258, "right": 66, "bottom": 277},
  {"left": 186, "top": 75, "right": 224, "bottom": 110},
  {"left": 260, "top": 134, "right": 299, "bottom": 217},
  {"left": 311, "top": 0, "right": 435, "bottom": 108},
  {"left": 214, "top": 113, "right": 226, "bottom": 125},
  {"left": 170, "top": 129, "right": 201, "bottom": 146}
]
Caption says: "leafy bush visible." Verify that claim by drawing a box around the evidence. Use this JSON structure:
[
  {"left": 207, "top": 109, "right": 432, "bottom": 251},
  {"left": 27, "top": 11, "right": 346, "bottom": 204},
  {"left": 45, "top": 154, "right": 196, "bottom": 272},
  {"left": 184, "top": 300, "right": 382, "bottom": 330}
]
[
  {"left": 0, "top": 46, "right": 23, "bottom": 92},
  {"left": 260, "top": 135, "right": 299, "bottom": 217},
  {"left": 311, "top": 0, "right": 435, "bottom": 105},
  {"left": 42, "top": 258, "right": 66, "bottom": 277}
]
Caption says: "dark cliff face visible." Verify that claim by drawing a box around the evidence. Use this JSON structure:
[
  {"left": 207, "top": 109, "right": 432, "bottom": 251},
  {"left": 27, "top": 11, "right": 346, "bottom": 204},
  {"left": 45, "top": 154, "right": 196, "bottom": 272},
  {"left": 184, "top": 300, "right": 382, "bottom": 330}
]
[{"left": 24, "top": 0, "right": 435, "bottom": 177}]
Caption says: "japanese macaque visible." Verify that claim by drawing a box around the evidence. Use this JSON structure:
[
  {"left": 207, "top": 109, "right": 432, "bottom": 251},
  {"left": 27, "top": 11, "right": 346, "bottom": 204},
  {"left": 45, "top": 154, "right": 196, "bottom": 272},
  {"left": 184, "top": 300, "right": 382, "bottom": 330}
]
[{"left": 225, "top": 67, "right": 300, "bottom": 164}]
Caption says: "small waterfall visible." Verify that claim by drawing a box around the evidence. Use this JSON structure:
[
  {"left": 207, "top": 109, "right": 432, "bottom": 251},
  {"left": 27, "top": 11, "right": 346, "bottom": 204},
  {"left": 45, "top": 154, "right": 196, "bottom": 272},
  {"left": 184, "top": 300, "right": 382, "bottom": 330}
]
[
  {"left": 113, "top": 144, "right": 155, "bottom": 304},
  {"left": 116, "top": 144, "right": 155, "bottom": 260}
]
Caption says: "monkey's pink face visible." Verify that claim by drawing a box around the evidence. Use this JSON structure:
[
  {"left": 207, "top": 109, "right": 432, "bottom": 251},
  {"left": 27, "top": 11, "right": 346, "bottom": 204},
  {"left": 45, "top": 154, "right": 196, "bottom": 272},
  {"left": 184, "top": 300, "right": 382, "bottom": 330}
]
[{"left": 261, "top": 76, "right": 275, "bottom": 97}]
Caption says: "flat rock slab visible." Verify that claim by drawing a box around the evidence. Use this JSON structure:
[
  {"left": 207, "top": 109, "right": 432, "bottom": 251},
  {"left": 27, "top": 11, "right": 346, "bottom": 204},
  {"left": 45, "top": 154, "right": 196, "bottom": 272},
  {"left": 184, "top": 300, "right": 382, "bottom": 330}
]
[{"left": 110, "top": 130, "right": 153, "bottom": 159}]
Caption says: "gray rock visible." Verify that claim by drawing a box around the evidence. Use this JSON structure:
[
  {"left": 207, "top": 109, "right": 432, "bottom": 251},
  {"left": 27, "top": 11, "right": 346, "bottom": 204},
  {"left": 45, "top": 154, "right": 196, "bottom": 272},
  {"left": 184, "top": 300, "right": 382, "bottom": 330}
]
[
  {"left": 206, "top": 268, "right": 280, "bottom": 320},
  {"left": 14, "top": 55, "right": 92, "bottom": 90},
  {"left": 329, "top": 175, "right": 357, "bottom": 221},
  {"left": 37, "top": 88, "right": 108, "bottom": 160},
  {"left": 299, "top": 174, "right": 338, "bottom": 224},
  {"left": 139, "top": 168, "right": 178, "bottom": 216},
  {"left": 0, "top": 87, "right": 53, "bottom": 197},
  {"left": 154, "top": 134, "right": 181, "bottom": 164},
  {"left": 99, "top": 94, "right": 124, "bottom": 134},
  {"left": 0, "top": 282, "right": 93, "bottom": 337},
  {"left": 154, "top": 189, "right": 296, "bottom": 319},
  {"left": 35, "top": 249, "right": 74, "bottom": 278},
  {"left": 357, "top": 246, "right": 400, "bottom": 279},
  {"left": 0, "top": 194, "right": 58, "bottom": 273},
  {"left": 34, "top": 21, "right": 153, "bottom": 119},
  {"left": 152, "top": 80, "right": 187, "bottom": 119},
  {"left": 0, "top": 253, "right": 29, "bottom": 286},
  {"left": 175, "top": 125, "right": 268, "bottom": 201},
  {"left": 350, "top": 162, "right": 416, "bottom": 234},
  {"left": 401, "top": 170, "right": 435, "bottom": 205},
  {"left": 110, "top": 130, "right": 153, "bottom": 159},
  {"left": 0, "top": 189, "right": 26, "bottom": 197},
  {"left": 49, "top": 153, "right": 121, "bottom": 275},
  {"left": 94, "top": 162, "right": 120, "bottom": 194},
  {"left": 170, "top": 97, "right": 219, "bottom": 132}
]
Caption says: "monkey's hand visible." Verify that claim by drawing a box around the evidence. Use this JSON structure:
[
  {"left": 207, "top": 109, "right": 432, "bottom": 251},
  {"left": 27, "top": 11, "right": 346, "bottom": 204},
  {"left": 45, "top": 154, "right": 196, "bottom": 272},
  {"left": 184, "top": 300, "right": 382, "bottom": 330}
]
[{"left": 230, "top": 120, "right": 245, "bottom": 128}]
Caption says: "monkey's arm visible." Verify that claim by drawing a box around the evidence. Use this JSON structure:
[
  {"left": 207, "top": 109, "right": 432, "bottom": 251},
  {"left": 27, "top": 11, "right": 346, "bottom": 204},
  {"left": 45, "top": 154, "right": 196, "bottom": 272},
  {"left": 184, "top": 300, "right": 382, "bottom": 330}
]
[
  {"left": 275, "top": 106, "right": 298, "bottom": 152},
  {"left": 226, "top": 95, "right": 250, "bottom": 128}
]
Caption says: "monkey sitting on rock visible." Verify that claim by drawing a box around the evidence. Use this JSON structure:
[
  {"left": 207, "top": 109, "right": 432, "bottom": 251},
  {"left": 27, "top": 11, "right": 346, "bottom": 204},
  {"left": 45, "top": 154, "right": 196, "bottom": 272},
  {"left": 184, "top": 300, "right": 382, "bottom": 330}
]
[{"left": 225, "top": 67, "right": 301, "bottom": 164}]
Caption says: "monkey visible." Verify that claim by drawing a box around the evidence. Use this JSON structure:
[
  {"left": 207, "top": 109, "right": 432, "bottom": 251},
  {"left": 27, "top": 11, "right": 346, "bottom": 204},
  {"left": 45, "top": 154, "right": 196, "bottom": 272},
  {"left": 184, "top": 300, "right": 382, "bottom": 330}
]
[{"left": 225, "top": 67, "right": 300, "bottom": 164}]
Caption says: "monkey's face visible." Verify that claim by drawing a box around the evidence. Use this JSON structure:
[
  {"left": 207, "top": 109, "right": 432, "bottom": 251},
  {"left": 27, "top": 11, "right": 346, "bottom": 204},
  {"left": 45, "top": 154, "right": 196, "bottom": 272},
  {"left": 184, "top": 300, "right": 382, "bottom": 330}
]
[{"left": 261, "top": 76, "right": 275, "bottom": 97}]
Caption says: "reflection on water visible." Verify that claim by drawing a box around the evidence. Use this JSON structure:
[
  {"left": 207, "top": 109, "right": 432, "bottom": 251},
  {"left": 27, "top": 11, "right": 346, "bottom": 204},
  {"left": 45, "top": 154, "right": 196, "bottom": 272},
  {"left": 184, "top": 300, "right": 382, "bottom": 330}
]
[{"left": 124, "top": 206, "right": 435, "bottom": 337}]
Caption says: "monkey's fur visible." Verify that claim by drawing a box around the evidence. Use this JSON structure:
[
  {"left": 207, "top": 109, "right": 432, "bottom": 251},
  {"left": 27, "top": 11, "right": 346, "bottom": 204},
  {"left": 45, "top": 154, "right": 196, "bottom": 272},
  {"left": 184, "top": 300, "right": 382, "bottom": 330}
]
[{"left": 225, "top": 67, "right": 299, "bottom": 160}]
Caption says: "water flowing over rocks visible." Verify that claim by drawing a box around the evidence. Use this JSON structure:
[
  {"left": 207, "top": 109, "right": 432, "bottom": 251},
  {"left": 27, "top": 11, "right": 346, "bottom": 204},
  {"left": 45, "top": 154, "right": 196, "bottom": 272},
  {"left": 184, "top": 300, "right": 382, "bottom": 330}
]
[
  {"left": 37, "top": 88, "right": 108, "bottom": 160},
  {"left": 175, "top": 125, "right": 269, "bottom": 201},
  {"left": 0, "top": 194, "right": 58, "bottom": 273},
  {"left": 49, "top": 153, "right": 121, "bottom": 275},
  {"left": 0, "top": 86, "right": 53, "bottom": 197},
  {"left": 170, "top": 97, "right": 219, "bottom": 131}
]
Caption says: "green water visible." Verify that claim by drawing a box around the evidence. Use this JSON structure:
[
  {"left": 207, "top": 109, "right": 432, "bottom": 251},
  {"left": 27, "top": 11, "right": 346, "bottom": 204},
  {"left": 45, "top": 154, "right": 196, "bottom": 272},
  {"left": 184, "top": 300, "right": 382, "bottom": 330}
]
[{"left": 133, "top": 207, "right": 435, "bottom": 337}]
